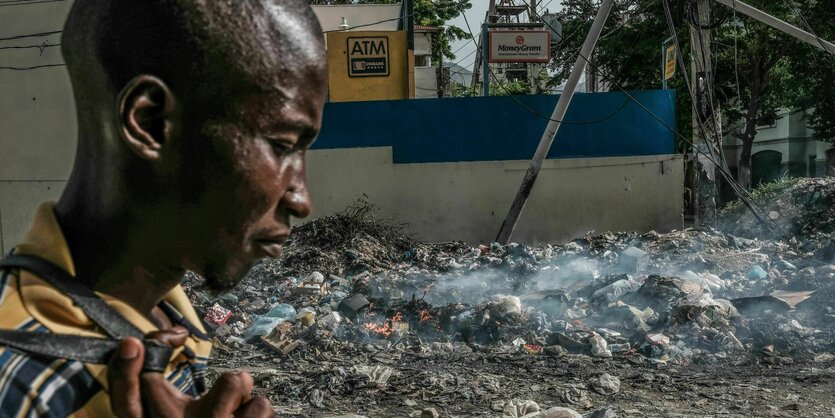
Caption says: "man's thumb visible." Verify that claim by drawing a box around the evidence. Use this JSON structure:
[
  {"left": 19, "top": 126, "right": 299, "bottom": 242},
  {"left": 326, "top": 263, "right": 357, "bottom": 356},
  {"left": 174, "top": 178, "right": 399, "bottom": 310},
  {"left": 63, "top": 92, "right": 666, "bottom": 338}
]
[{"left": 108, "top": 337, "right": 145, "bottom": 418}]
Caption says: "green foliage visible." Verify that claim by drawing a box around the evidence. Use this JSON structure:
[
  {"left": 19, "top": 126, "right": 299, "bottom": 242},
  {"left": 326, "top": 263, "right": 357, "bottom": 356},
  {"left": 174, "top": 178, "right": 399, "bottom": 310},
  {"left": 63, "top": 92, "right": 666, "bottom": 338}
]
[
  {"left": 489, "top": 80, "right": 532, "bottom": 96},
  {"left": 717, "top": 174, "right": 801, "bottom": 216},
  {"left": 449, "top": 81, "right": 478, "bottom": 97},
  {"left": 552, "top": 0, "right": 835, "bottom": 160},
  {"left": 307, "top": 0, "right": 473, "bottom": 63},
  {"left": 413, "top": 0, "right": 473, "bottom": 63},
  {"left": 550, "top": 0, "right": 694, "bottom": 144}
]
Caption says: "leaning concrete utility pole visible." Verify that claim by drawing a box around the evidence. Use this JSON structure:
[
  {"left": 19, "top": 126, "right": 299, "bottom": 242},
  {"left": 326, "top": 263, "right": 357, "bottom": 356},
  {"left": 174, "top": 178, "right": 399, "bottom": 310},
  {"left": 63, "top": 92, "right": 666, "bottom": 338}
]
[
  {"left": 715, "top": 0, "right": 835, "bottom": 54},
  {"left": 495, "top": 0, "right": 615, "bottom": 245}
]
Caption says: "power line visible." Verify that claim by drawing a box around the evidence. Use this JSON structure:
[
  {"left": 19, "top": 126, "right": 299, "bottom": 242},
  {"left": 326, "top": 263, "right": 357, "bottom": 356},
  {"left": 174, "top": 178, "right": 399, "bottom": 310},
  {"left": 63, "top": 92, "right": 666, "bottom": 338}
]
[
  {"left": 462, "top": 1, "right": 781, "bottom": 237},
  {"left": 322, "top": 15, "right": 413, "bottom": 33},
  {"left": 0, "top": 30, "right": 61, "bottom": 41},
  {"left": 783, "top": 0, "right": 833, "bottom": 55},
  {"left": 0, "top": 0, "right": 66, "bottom": 7},
  {"left": 0, "top": 42, "right": 60, "bottom": 52},
  {"left": 461, "top": 4, "right": 641, "bottom": 125},
  {"left": 0, "top": 63, "right": 65, "bottom": 70},
  {"left": 661, "top": 0, "right": 783, "bottom": 238}
]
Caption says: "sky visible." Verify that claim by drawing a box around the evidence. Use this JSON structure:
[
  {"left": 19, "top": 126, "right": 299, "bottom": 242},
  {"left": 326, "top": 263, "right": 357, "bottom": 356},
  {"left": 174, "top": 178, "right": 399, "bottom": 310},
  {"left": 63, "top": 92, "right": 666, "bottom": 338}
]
[{"left": 446, "top": 0, "right": 563, "bottom": 72}]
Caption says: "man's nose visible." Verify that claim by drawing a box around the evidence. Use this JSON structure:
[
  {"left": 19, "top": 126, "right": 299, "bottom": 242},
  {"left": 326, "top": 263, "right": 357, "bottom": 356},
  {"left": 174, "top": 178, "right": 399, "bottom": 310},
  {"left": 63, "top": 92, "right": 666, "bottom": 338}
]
[{"left": 281, "top": 176, "right": 312, "bottom": 219}]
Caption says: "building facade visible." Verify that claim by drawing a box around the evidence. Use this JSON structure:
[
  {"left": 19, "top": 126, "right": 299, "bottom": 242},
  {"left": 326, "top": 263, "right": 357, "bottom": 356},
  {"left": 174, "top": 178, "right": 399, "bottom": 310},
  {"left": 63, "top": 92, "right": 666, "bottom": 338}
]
[{"left": 723, "top": 109, "right": 832, "bottom": 187}]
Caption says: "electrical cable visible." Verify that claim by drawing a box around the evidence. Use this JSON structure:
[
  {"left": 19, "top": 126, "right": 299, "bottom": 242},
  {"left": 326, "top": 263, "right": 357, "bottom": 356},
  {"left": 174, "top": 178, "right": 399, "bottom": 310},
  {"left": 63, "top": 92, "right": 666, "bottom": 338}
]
[
  {"left": 463, "top": 0, "right": 783, "bottom": 238},
  {"left": 323, "top": 15, "right": 414, "bottom": 33},
  {"left": 463, "top": 12, "right": 633, "bottom": 124},
  {"left": 732, "top": 0, "right": 742, "bottom": 104},
  {"left": 783, "top": 0, "right": 834, "bottom": 55},
  {"left": 661, "top": 0, "right": 785, "bottom": 238},
  {"left": 0, "top": 63, "right": 65, "bottom": 70},
  {"left": 0, "top": 0, "right": 66, "bottom": 7},
  {"left": 0, "top": 30, "right": 61, "bottom": 41},
  {"left": 0, "top": 42, "right": 60, "bottom": 51}
]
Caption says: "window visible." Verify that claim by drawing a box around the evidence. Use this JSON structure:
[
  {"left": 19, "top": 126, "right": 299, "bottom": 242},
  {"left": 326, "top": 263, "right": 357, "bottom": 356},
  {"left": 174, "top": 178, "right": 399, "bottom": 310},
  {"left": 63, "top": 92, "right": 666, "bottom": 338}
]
[{"left": 415, "top": 55, "right": 431, "bottom": 67}]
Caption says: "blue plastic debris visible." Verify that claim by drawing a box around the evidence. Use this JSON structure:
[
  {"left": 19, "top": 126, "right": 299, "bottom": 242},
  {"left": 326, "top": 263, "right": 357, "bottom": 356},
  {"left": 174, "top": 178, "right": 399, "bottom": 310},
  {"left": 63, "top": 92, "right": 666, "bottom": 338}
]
[
  {"left": 747, "top": 265, "right": 768, "bottom": 280},
  {"left": 242, "top": 303, "right": 296, "bottom": 341}
]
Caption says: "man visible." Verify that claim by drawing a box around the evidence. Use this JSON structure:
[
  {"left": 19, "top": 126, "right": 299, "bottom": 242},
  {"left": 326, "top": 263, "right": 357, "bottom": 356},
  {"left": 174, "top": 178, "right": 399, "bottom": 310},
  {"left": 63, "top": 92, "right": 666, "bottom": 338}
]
[{"left": 0, "top": 0, "right": 327, "bottom": 416}]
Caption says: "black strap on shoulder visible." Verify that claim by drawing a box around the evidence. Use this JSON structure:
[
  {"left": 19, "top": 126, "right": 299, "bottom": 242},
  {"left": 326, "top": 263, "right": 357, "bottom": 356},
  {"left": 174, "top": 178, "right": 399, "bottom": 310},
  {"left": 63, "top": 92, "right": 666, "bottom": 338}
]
[
  {"left": 0, "top": 254, "right": 144, "bottom": 339},
  {"left": 0, "top": 330, "right": 172, "bottom": 372},
  {"left": 0, "top": 254, "right": 174, "bottom": 372}
]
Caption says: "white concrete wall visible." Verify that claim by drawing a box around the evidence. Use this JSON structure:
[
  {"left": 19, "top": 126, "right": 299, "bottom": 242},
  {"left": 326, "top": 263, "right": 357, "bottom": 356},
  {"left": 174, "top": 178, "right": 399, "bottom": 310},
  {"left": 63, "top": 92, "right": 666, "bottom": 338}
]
[
  {"left": 0, "top": 1, "right": 76, "bottom": 254},
  {"left": 414, "top": 66, "right": 438, "bottom": 98},
  {"left": 0, "top": 0, "right": 684, "bottom": 250},
  {"left": 312, "top": 4, "right": 401, "bottom": 34},
  {"left": 306, "top": 148, "right": 684, "bottom": 244},
  {"left": 414, "top": 32, "right": 433, "bottom": 58}
]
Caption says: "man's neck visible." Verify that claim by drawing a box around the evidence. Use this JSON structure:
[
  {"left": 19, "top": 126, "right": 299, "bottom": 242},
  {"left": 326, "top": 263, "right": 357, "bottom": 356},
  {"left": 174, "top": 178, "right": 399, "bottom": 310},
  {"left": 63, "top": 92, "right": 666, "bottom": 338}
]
[{"left": 54, "top": 179, "right": 185, "bottom": 317}]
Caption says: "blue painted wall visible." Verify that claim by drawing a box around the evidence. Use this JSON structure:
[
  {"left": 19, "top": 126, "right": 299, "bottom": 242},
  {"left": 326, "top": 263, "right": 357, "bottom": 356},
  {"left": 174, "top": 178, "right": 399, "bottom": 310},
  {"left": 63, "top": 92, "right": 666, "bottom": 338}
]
[{"left": 313, "top": 90, "right": 676, "bottom": 164}]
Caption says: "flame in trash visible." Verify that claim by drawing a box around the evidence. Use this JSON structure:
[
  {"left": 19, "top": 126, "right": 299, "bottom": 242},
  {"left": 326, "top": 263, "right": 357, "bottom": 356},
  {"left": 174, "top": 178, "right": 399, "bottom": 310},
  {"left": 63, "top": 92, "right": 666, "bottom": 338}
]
[
  {"left": 363, "top": 322, "right": 394, "bottom": 337},
  {"left": 419, "top": 310, "right": 432, "bottom": 322},
  {"left": 363, "top": 312, "right": 404, "bottom": 338}
]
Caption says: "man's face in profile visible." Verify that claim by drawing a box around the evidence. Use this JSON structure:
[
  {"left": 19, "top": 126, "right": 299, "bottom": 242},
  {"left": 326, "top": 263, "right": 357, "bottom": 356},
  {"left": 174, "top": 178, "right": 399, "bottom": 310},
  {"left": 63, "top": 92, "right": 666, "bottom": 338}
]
[{"left": 181, "top": 57, "right": 327, "bottom": 292}]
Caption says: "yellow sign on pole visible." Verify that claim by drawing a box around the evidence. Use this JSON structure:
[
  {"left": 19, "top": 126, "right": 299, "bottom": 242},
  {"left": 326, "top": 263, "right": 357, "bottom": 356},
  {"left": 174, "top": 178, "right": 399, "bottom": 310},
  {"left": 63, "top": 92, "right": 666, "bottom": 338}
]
[{"left": 664, "top": 45, "right": 677, "bottom": 80}]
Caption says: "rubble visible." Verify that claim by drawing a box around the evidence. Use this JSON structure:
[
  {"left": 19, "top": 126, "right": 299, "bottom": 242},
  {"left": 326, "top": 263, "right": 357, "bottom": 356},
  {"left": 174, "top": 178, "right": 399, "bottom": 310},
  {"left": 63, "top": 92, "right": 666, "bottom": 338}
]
[
  {"left": 589, "top": 373, "right": 620, "bottom": 396},
  {"left": 181, "top": 191, "right": 835, "bottom": 416}
]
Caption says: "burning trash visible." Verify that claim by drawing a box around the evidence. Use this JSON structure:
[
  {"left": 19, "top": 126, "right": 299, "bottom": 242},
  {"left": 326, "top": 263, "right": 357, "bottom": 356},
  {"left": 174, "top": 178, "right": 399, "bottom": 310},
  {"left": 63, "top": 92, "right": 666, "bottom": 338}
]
[{"left": 183, "top": 184, "right": 835, "bottom": 416}]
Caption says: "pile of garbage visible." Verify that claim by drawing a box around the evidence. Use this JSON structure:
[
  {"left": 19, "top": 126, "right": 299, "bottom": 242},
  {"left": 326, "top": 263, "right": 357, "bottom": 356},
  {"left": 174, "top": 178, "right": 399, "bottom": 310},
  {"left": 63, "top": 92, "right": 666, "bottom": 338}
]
[
  {"left": 184, "top": 199, "right": 835, "bottom": 367},
  {"left": 720, "top": 177, "right": 835, "bottom": 262}
]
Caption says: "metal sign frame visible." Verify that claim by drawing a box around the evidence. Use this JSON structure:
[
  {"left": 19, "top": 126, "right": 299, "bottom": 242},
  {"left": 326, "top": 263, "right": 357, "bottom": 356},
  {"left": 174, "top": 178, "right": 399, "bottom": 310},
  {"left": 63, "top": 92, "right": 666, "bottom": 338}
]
[
  {"left": 347, "top": 36, "right": 391, "bottom": 77},
  {"left": 488, "top": 30, "right": 552, "bottom": 63},
  {"left": 661, "top": 36, "right": 675, "bottom": 89}
]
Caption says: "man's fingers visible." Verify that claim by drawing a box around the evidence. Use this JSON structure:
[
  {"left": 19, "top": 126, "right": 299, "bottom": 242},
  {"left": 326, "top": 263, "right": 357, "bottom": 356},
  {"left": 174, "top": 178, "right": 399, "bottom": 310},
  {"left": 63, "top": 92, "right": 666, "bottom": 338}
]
[
  {"left": 146, "top": 325, "right": 189, "bottom": 348},
  {"left": 140, "top": 372, "right": 192, "bottom": 418},
  {"left": 234, "top": 396, "right": 276, "bottom": 418},
  {"left": 195, "top": 372, "right": 254, "bottom": 417},
  {"left": 107, "top": 337, "right": 145, "bottom": 418}
]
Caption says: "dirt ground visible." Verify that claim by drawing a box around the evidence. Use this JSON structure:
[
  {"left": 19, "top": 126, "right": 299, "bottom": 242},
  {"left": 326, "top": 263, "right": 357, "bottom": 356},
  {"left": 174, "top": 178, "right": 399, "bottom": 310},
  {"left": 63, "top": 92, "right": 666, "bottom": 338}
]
[{"left": 212, "top": 350, "right": 835, "bottom": 417}]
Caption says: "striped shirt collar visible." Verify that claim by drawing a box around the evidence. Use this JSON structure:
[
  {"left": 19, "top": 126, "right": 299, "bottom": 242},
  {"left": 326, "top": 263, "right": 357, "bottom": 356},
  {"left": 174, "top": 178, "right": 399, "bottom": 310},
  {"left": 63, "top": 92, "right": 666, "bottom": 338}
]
[{"left": 13, "top": 202, "right": 212, "bottom": 386}]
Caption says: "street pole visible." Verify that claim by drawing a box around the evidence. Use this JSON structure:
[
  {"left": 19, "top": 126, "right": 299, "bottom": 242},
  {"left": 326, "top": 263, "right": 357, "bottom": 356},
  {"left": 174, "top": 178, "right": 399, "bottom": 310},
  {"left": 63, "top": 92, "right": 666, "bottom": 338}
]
[
  {"left": 495, "top": 0, "right": 615, "bottom": 244},
  {"left": 688, "top": 0, "right": 720, "bottom": 226},
  {"left": 482, "top": 23, "right": 490, "bottom": 97}
]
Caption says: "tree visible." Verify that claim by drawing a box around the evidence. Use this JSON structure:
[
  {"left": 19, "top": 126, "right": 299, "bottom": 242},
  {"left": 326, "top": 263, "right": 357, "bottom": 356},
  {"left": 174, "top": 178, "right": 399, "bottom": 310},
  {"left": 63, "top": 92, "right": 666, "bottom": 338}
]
[
  {"left": 713, "top": 0, "right": 835, "bottom": 187},
  {"left": 551, "top": 0, "right": 835, "bottom": 189},
  {"left": 307, "top": 0, "right": 473, "bottom": 63},
  {"left": 550, "top": 0, "right": 694, "bottom": 152}
]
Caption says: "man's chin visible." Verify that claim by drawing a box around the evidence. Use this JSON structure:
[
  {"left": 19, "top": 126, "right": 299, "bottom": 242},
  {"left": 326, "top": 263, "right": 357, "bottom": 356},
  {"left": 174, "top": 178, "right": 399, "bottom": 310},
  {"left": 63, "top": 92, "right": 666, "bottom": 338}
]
[{"left": 194, "top": 261, "right": 253, "bottom": 295}]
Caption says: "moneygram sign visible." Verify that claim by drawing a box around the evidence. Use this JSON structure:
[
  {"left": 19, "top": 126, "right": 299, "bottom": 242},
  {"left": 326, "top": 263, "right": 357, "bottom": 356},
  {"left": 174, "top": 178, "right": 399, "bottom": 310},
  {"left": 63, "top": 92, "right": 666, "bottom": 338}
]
[
  {"left": 488, "top": 31, "right": 551, "bottom": 63},
  {"left": 488, "top": 30, "right": 551, "bottom": 63}
]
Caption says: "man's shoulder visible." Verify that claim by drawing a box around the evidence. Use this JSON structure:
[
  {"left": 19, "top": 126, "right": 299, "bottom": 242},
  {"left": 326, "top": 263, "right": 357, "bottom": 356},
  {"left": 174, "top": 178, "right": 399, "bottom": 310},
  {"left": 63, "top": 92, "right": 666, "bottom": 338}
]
[
  {"left": 0, "top": 266, "right": 104, "bottom": 417},
  {"left": 0, "top": 344, "right": 102, "bottom": 417}
]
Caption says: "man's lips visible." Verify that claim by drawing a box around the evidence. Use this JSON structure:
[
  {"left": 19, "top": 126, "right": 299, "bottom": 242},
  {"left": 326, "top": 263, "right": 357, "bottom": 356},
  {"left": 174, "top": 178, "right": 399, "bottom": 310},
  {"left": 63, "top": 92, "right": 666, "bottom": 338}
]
[{"left": 254, "top": 236, "right": 288, "bottom": 258}]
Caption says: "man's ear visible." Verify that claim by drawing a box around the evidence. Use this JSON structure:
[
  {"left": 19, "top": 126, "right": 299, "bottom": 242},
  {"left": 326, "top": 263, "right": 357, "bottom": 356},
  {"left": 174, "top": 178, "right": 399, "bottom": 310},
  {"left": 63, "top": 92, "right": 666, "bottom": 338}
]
[{"left": 117, "top": 75, "right": 176, "bottom": 161}]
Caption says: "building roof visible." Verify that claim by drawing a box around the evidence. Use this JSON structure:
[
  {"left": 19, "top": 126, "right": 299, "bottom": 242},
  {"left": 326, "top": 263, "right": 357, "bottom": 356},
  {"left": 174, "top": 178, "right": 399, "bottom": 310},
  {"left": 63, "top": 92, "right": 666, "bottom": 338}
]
[
  {"left": 312, "top": 4, "right": 402, "bottom": 33},
  {"left": 415, "top": 25, "right": 443, "bottom": 32}
]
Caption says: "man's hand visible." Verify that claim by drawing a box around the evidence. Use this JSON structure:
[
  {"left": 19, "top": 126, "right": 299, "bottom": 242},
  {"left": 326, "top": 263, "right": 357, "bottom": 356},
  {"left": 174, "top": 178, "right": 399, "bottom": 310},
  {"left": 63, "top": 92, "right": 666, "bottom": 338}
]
[{"left": 108, "top": 329, "right": 275, "bottom": 418}]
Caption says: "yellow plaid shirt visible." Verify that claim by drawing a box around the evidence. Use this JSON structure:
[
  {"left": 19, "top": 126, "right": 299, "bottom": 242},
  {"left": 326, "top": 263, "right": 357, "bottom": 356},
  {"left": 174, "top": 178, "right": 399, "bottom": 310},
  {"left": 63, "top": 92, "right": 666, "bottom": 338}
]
[{"left": 0, "top": 202, "right": 213, "bottom": 417}]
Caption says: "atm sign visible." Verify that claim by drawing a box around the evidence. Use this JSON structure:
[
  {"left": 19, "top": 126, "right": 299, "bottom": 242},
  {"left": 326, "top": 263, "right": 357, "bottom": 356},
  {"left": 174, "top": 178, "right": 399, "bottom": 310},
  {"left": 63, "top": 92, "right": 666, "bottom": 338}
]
[{"left": 347, "top": 37, "right": 390, "bottom": 77}]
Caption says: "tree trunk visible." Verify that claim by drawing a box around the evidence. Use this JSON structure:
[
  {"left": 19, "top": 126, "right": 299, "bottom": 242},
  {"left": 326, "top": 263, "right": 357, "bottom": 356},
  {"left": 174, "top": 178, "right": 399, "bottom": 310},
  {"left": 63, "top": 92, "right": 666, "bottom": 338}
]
[
  {"left": 738, "top": 121, "right": 756, "bottom": 189},
  {"left": 737, "top": 64, "right": 765, "bottom": 189}
]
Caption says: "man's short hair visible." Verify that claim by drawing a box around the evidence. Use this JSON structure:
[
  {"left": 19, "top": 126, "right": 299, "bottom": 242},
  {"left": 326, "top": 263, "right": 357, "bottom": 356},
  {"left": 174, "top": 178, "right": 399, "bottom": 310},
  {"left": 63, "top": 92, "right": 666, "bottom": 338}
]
[{"left": 63, "top": 0, "right": 324, "bottom": 105}]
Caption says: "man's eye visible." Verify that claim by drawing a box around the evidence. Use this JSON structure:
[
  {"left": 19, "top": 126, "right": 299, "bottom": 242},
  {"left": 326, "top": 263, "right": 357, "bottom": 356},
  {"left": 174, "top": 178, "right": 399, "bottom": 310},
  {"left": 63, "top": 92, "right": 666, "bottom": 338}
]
[{"left": 268, "top": 139, "right": 295, "bottom": 154}]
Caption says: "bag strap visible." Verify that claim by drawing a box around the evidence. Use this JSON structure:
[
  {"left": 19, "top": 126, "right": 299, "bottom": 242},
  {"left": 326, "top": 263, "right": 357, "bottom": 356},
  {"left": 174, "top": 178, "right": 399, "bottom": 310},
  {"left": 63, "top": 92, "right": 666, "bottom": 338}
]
[
  {"left": 0, "top": 330, "right": 172, "bottom": 372},
  {"left": 0, "top": 254, "right": 144, "bottom": 339},
  {"left": 0, "top": 254, "right": 175, "bottom": 373}
]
